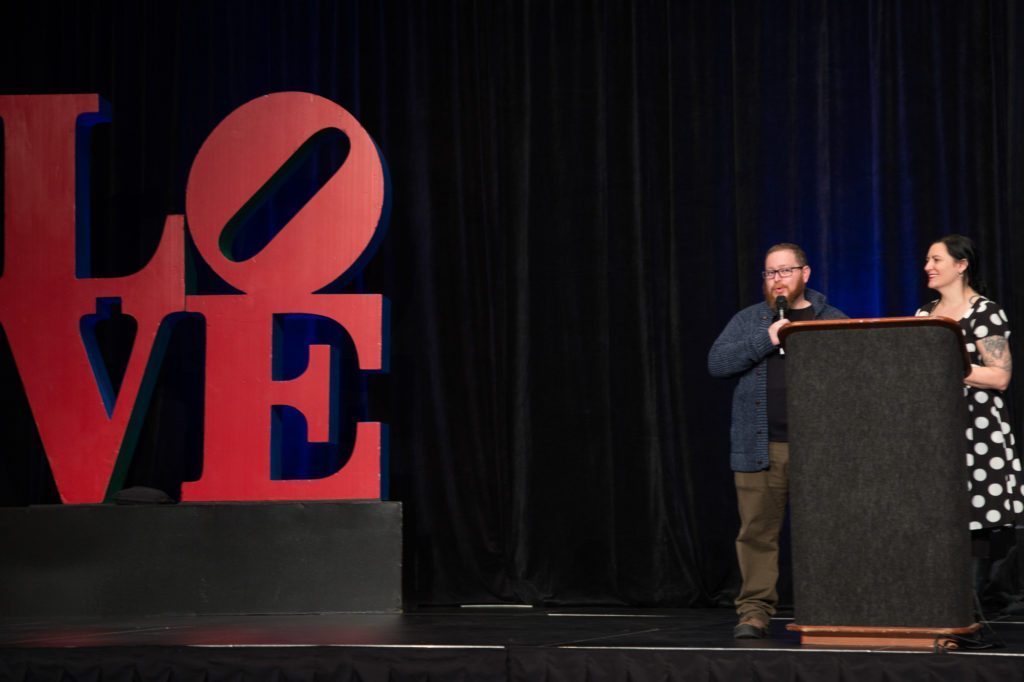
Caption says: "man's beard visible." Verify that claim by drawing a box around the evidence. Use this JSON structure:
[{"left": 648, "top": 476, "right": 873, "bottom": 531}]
[{"left": 764, "top": 277, "right": 806, "bottom": 311}]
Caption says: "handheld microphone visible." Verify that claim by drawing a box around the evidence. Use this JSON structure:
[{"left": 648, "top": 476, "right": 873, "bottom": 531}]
[
  {"left": 775, "top": 296, "right": 788, "bottom": 320},
  {"left": 775, "top": 296, "right": 788, "bottom": 354}
]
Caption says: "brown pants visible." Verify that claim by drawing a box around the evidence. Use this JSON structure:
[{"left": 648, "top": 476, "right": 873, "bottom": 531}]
[{"left": 733, "top": 441, "right": 789, "bottom": 621}]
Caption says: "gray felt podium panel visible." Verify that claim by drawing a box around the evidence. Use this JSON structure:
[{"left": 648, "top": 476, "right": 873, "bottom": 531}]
[
  {"left": 0, "top": 500, "right": 402, "bottom": 618},
  {"left": 783, "top": 318, "right": 972, "bottom": 628}
]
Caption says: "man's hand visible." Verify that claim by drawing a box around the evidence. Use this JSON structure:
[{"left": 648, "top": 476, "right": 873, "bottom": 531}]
[{"left": 768, "top": 318, "right": 790, "bottom": 346}]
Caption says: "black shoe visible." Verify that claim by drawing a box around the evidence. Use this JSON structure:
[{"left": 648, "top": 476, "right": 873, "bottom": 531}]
[{"left": 733, "top": 621, "right": 768, "bottom": 639}]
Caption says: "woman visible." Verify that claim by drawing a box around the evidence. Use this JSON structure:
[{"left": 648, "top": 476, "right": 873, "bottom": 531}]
[
  {"left": 916, "top": 235, "right": 1022, "bottom": 595},
  {"left": 917, "top": 235, "right": 1022, "bottom": 527}
]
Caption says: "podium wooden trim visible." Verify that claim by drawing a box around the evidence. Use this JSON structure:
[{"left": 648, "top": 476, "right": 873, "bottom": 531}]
[
  {"left": 785, "top": 623, "right": 981, "bottom": 649},
  {"left": 779, "top": 315, "right": 971, "bottom": 375}
]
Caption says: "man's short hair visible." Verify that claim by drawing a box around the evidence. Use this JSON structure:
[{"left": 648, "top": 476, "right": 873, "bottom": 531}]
[{"left": 766, "top": 242, "right": 807, "bottom": 266}]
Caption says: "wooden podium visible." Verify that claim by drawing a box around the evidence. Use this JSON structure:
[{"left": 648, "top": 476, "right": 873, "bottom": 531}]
[{"left": 779, "top": 317, "right": 978, "bottom": 648}]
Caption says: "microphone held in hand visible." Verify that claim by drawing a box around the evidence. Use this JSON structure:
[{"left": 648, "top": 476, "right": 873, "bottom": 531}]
[
  {"left": 775, "top": 295, "right": 788, "bottom": 354},
  {"left": 775, "top": 296, "right": 788, "bottom": 321}
]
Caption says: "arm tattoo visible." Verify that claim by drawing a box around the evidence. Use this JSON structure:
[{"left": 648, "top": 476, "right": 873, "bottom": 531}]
[{"left": 980, "top": 335, "right": 1013, "bottom": 372}]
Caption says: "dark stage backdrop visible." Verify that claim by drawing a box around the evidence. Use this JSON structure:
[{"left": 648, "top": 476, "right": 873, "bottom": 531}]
[{"left": 0, "top": 1, "right": 1021, "bottom": 608}]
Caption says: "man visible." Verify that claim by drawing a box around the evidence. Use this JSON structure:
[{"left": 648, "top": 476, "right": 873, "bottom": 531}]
[{"left": 708, "top": 243, "right": 846, "bottom": 639}]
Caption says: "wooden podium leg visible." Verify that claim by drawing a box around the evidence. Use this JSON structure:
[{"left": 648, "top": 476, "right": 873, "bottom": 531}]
[{"left": 786, "top": 623, "right": 981, "bottom": 649}]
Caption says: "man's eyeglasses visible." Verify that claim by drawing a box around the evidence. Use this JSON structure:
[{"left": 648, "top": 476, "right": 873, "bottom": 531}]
[{"left": 762, "top": 265, "right": 806, "bottom": 280}]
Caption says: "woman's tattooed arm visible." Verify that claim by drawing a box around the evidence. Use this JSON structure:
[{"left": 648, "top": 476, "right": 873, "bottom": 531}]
[{"left": 979, "top": 335, "right": 1013, "bottom": 372}]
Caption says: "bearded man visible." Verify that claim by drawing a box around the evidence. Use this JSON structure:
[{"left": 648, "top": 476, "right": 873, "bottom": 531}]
[{"left": 708, "top": 243, "right": 847, "bottom": 639}]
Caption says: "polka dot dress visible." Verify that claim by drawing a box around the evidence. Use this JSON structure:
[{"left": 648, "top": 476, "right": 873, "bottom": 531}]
[{"left": 916, "top": 297, "right": 1023, "bottom": 530}]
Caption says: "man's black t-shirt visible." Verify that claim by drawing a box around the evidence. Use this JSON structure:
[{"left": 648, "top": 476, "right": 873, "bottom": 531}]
[{"left": 767, "top": 305, "right": 815, "bottom": 442}]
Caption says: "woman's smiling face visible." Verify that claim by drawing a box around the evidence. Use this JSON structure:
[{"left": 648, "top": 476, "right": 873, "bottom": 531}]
[{"left": 924, "top": 242, "right": 966, "bottom": 290}]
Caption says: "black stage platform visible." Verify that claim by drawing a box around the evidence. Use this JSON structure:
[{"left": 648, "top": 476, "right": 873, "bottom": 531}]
[{"left": 3, "top": 608, "right": 1024, "bottom": 681}]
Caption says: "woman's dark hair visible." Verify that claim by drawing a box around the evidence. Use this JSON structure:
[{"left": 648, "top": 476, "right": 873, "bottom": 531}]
[{"left": 936, "top": 234, "right": 987, "bottom": 295}]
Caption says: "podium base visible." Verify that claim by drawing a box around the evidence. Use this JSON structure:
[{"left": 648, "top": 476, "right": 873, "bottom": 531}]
[{"left": 786, "top": 623, "right": 981, "bottom": 649}]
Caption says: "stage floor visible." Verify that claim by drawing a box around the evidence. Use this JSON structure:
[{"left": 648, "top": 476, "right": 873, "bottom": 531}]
[
  {"left": 3, "top": 608, "right": 1024, "bottom": 681},
  {"left": 2, "top": 606, "right": 1024, "bottom": 649}
]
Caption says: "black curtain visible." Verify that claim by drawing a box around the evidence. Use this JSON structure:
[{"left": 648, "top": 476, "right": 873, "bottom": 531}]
[{"left": 0, "top": 0, "right": 1021, "bottom": 608}]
